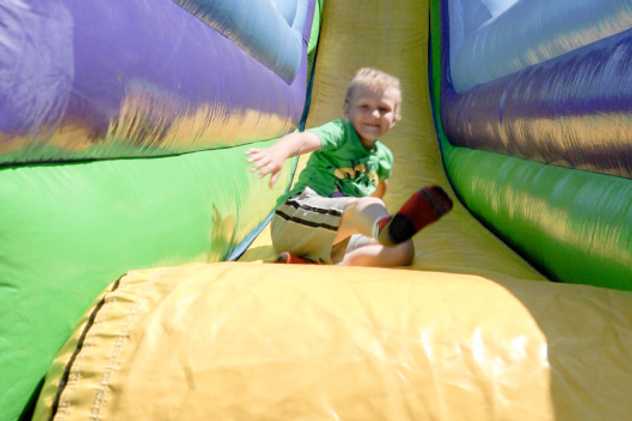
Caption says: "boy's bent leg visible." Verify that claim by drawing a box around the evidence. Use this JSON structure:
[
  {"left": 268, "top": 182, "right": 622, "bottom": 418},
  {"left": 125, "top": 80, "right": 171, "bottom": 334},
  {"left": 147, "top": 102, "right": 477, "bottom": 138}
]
[
  {"left": 338, "top": 237, "right": 414, "bottom": 267},
  {"left": 377, "top": 186, "right": 453, "bottom": 246},
  {"left": 334, "top": 197, "right": 389, "bottom": 243},
  {"left": 334, "top": 186, "right": 453, "bottom": 248}
]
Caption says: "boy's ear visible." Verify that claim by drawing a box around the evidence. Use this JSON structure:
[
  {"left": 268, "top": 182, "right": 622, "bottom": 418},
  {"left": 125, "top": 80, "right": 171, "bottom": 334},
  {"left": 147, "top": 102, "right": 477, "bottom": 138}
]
[
  {"left": 389, "top": 107, "right": 399, "bottom": 129},
  {"left": 394, "top": 103, "right": 402, "bottom": 123}
]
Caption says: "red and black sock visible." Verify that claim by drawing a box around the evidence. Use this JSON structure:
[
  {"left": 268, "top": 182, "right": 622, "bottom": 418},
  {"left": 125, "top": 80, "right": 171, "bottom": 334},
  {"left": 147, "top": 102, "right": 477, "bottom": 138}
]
[{"left": 377, "top": 185, "right": 453, "bottom": 246}]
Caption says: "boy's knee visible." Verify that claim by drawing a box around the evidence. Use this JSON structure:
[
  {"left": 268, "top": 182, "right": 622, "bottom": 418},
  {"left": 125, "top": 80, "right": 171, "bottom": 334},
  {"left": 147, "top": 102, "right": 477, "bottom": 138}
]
[
  {"left": 345, "top": 196, "right": 385, "bottom": 213},
  {"left": 358, "top": 196, "right": 385, "bottom": 206}
]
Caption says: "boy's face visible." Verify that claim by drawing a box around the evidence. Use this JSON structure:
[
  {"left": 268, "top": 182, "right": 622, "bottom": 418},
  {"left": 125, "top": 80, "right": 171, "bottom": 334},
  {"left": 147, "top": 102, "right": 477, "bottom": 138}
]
[{"left": 344, "top": 85, "right": 399, "bottom": 145}]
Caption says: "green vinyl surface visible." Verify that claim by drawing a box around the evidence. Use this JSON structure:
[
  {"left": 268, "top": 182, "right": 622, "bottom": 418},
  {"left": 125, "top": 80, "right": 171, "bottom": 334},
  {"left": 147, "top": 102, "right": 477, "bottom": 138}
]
[
  {"left": 0, "top": 141, "right": 295, "bottom": 421},
  {"left": 429, "top": 0, "right": 632, "bottom": 290}
]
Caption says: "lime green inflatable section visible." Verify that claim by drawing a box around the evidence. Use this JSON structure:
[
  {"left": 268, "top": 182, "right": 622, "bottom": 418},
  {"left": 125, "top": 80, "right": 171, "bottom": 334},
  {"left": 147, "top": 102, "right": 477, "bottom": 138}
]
[
  {"left": 307, "top": 0, "right": 324, "bottom": 62},
  {"left": 429, "top": 0, "right": 632, "bottom": 290},
  {"left": 0, "top": 141, "right": 298, "bottom": 421}
]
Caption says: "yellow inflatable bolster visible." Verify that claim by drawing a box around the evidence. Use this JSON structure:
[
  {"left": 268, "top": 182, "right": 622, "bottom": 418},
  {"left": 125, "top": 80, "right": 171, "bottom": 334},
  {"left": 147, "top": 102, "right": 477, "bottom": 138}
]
[{"left": 34, "top": 263, "right": 632, "bottom": 421}]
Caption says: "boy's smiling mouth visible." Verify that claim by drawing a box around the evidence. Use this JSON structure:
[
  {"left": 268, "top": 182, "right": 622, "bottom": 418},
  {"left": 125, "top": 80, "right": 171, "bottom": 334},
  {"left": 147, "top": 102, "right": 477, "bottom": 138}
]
[{"left": 362, "top": 122, "right": 381, "bottom": 130}]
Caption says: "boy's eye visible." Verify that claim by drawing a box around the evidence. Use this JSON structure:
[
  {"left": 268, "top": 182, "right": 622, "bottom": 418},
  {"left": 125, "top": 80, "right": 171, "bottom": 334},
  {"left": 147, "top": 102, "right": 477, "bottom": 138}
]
[
  {"left": 378, "top": 107, "right": 390, "bottom": 113},
  {"left": 360, "top": 104, "right": 370, "bottom": 110}
]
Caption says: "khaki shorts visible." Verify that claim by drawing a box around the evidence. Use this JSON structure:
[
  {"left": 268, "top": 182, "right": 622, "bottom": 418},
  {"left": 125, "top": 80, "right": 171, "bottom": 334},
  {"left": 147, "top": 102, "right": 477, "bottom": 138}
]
[{"left": 271, "top": 187, "right": 376, "bottom": 263}]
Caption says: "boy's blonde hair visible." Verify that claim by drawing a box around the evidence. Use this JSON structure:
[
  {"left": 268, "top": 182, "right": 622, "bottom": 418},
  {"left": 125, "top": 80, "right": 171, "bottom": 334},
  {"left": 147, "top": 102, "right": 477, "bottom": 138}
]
[{"left": 344, "top": 67, "right": 402, "bottom": 121}]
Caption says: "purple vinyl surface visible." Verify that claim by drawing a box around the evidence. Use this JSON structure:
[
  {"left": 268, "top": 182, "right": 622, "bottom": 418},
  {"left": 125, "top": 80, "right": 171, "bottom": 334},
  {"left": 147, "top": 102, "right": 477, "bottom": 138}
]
[{"left": 0, "top": 0, "right": 315, "bottom": 164}]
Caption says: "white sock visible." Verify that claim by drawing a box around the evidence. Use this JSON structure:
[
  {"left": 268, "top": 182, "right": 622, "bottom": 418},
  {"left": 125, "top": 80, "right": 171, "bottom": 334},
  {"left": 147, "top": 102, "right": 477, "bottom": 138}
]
[{"left": 371, "top": 216, "right": 388, "bottom": 239}]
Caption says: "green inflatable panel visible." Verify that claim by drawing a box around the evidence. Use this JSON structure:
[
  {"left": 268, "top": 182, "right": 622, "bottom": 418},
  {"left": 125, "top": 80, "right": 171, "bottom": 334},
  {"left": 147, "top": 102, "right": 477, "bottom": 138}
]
[
  {"left": 429, "top": 0, "right": 632, "bottom": 290},
  {"left": 0, "top": 141, "right": 295, "bottom": 421}
]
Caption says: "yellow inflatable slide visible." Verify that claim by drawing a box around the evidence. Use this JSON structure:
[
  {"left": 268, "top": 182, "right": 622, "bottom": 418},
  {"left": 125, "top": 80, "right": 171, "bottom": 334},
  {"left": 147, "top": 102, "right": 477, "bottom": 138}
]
[{"left": 32, "top": 1, "right": 632, "bottom": 420}]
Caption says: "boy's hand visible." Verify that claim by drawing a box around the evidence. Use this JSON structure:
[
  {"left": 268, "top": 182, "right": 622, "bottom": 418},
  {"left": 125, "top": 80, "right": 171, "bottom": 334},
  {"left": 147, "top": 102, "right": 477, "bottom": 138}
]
[
  {"left": 246, "top": 146, "right": 285, "bottom": 188},
  {"left": 246, "top": 131, "right": 321, "bottom": 188}
]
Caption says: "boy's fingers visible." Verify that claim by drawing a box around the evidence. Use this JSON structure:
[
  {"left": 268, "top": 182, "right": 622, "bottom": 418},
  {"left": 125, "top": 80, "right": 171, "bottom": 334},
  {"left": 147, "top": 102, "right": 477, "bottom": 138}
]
[
  {"left": 254, "top": 159, "right": 271, "bottom": 172},
  {"left": 247, "top": 154, "right": 279, "bottom": 182},
  {"left": 246, "top": 149, "right": 267, "bottom": 163},
  {"left": 247, "top": 153, "right": 266, "bottom": 167},
  {"left": 259, "top": 164, "right": 274, "bottom": 177},
  {"left": 251, "top": 154, "right": 273, "bottom": 167},
  {"left": 269, "top": 172, "right": 280, "bottom": 188},
  {"left": 248, "top": 159, "right": 270, "bottom": 176}
]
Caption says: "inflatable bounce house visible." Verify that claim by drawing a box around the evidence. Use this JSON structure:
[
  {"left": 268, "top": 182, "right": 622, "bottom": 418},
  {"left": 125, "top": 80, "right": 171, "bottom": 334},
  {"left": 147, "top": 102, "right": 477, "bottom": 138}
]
[{"left": 2, "top": 0, "right": 632, "bottom": 420}]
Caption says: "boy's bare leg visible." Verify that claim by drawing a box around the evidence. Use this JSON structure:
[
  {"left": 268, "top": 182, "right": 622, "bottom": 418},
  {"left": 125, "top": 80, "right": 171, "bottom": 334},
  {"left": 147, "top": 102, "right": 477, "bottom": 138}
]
[
  {"left": 333, "top": 197, "right": 413, "bottom": 267},
  {"left": 331, "top": 186, "right": 453, "bottom": 266},
  {"left": 333, "top": 197, "right": 387, "bottom": 243},
  {"left": 335, "top": 186, "right": 453, "bottom": 247},
  {"left": 338, "top": 240, "right": 414, "bottom": 267}
]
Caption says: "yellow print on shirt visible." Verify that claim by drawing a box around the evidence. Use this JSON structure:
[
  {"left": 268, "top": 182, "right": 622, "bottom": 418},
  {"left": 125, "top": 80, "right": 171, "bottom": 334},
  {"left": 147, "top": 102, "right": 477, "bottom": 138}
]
[
  {"left": 334, "top": 163, "right": 379, "bottom": 186},
  {"left": 334, "top": 163, "right": 365, "bottom": 180}
]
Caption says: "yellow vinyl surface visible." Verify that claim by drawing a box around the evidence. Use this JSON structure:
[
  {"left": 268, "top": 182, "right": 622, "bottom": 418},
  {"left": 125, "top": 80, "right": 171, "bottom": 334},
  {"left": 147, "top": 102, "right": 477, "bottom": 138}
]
[
  {"left": 34, "top": 263, "right": 632, "bottom": 420},
  {"left": 241, "top": 0, "right": 544, "bottom": 283}
]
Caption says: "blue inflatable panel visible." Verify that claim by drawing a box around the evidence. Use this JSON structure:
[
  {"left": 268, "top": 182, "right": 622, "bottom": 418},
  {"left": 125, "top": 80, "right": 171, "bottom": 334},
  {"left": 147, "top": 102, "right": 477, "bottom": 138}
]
[
  {"left": 172, "top": 0, "right": 310, "bottom": 83},
  {"left": 448, "top": 0, "right": 632, "bottom": 92},
  {"left": 442, "top": 26, "right": 632, "bottom": 179},
  {"left": 0, "top": 0, "right": 314, "bottom": 165}
]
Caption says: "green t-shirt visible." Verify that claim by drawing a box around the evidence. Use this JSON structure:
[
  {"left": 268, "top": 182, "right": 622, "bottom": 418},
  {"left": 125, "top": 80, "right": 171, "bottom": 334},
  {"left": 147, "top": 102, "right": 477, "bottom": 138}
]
[{"left": 287, "top": 118, "right": 393, "bottom": 199}]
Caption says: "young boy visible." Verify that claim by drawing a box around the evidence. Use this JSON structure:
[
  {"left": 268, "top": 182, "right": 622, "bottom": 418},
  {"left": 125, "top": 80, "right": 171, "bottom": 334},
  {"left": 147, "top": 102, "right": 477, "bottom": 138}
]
[{"left": 247, "top": 68, "right": 452, "bottom": 266}]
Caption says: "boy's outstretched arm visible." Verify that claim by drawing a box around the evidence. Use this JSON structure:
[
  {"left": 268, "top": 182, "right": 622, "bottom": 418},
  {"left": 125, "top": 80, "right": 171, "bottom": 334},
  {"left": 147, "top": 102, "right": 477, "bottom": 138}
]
[{"left": 247, "top": 131, "right": 321, "bottom": 187}]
